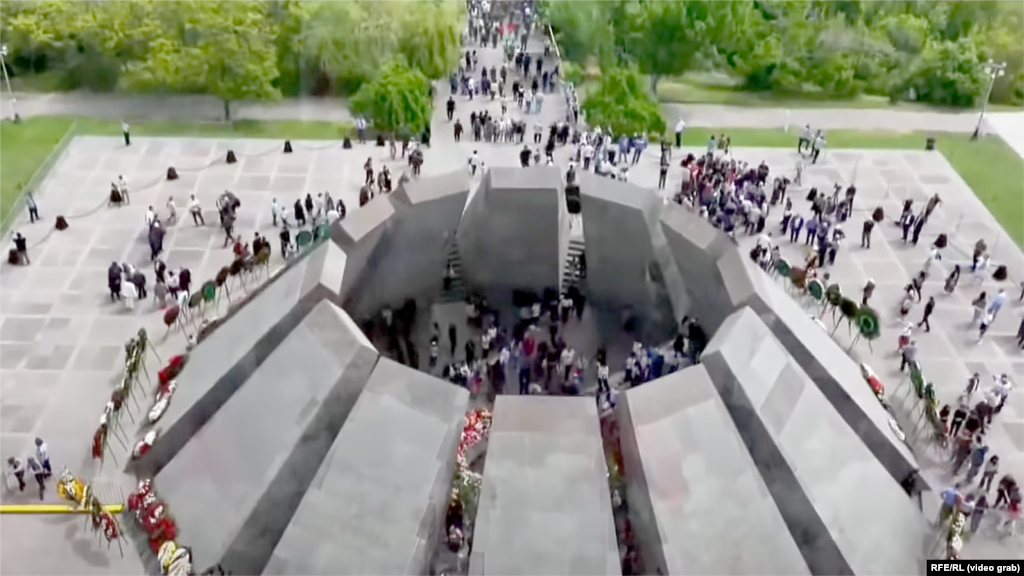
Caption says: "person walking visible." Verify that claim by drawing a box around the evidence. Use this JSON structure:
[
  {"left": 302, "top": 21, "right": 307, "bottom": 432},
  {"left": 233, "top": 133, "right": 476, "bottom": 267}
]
[
  {"left": 7, "top": 457, "right": 25, "bottom": 492},
  {"left": 918, "top": 296, "right": 936, "bottom": 332},
  {"left": 899, "top": 339, "right": 918, "bottom": 372},
  {"left": 861, "top": 279, "right": 875, "bottom": 307},
  {"left": 122, "top": 120, "right": 131, "bottom": 146},
  {"left": 980, "top": 455, "right": 1000, "bottom": 492},
  {"left": 658, "top": 154, "right": 669, "bottom": 190},
  {"left": 34, "top": 437, "right": 51, "bottom": 477},
  {"left": 26, "top": 457, "right": 46, "bottom": 501},
  {"left": 188, "top": 195, "right": 204, "bottom": 226}
]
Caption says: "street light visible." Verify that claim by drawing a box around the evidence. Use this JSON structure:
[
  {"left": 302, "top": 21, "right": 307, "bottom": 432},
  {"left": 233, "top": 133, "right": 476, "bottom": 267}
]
[
  {"left": 0, "top": 44, "right": 20, "bottom": 122},
  {"left": 973, "top": 59, "right": 1006, "bottom": 140}
]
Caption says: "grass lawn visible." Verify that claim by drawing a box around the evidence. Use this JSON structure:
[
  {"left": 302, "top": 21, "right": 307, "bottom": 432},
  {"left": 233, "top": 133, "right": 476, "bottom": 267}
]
[
  {"left": 655, "top": 73, "right": 1024, "bottom": 113},
  {"left": 2, "top": 116, "right": 1021, "bottom": 246},
  {"left": 0, "top": 116, "right": 351, "bottom": 226}
]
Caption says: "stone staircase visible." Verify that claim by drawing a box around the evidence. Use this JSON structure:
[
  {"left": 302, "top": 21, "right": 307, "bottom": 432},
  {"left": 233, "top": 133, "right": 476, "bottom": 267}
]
[
  {"left": 441, "top": 241, "right": 467, "bottom": 304},
  {"left": 561, "top": 238, "right": 586, "bottom": 293}
]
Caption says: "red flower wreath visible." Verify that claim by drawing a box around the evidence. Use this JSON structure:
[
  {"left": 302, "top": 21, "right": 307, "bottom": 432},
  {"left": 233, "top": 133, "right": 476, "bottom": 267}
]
[
  {"left": 100, "top": 513, "right": 119, "bottom": 540},
  {"left": 158, "top": 355, "right": 188, "bottom": 390}
]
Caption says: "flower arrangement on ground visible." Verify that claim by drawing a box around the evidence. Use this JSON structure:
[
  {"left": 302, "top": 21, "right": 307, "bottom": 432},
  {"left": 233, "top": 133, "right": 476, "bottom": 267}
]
[
  {"left": 127, "top": 479, "right": 186, "bottom": 568},
  {"left": 451, "top": 409, "right": 492, "bottom": 522},
  {"left": 947, "top": 512, "right": 966, "bottom": 560}
]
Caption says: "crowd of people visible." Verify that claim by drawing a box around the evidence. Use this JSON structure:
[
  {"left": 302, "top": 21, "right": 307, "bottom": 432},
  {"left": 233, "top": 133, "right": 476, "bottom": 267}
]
[{"left": 936, "top": 372, "right": 1021, "bottom": 537}]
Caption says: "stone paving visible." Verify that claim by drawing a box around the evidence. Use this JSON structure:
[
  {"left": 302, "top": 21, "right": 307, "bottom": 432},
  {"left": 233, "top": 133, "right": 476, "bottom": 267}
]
[{"left": 2, "top": 30, "right": 1023, "bottom": 575}]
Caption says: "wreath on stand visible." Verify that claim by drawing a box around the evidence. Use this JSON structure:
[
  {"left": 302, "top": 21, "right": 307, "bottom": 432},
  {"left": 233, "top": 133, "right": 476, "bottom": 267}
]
[{"left": 855, "top": 306, "right": 881, "bottom": 341}]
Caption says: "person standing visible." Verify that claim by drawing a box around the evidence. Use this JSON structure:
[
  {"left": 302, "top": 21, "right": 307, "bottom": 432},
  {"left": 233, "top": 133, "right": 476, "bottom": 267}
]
[
  {"left": 118, "top": 175, "right": 130, "bottom": 205},
  {"left": 34, "top": 437, "right": 51, "bottom": 477},
  {"left": 355, "top": 116, "right": 367, "bottom": 144},
  {"left": 657, "top": 154, "right": 669, "bottom": 191},
  {"left": 188, "top": 195, "right": 204, "bottom": 226},
  {"left": 674, "top": 119, "right": 685, "bottom": 148},
  {"left": 12, "top": 232, "right": 29, "bottom": 265},
  {"left": 26, "top": 194, "right": 40, "bottom": 223},
  {"left": 861, "top": 218, "right": 874, "bottom": 249},
  {"left": 950, "top": 402, "right": 968, "bottom": 438},
  {"left": 122, "top": 120, "right": 131, "bottom": 146},
  {"left": 918, "top": 296, "right": 936, "bottom": 332},
  {"left": 447, "top": 96, "right": 456, "bottom": 121},
  {"left": 271, "top": 198, "right": 281, "bottom": 227}
]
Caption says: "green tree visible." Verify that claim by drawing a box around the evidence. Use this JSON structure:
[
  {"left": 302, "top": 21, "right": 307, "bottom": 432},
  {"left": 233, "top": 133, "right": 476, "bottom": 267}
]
[
  {"left": 124, "top": 0, "right": 280, "bottom": 119},
  {"left": 349, "top": 59, "right": 432, "bottom": 135},
  {"left": 396, "top": 0, "right": 463, "bottom": 80},
  {"left": 618, "top": 1, "right": 714, "bottom": 93},
  {"left": 892, "top": 37, "right": 986, "bottom": 107},
  {"left": 581, "top": 66, "right": 664, "bottom": 137}
]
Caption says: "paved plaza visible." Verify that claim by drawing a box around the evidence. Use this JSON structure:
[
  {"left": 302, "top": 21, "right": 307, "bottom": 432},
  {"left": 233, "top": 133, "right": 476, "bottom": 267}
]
[{"left": 1, "top": 33, "right": 1022, "bottom": 575}]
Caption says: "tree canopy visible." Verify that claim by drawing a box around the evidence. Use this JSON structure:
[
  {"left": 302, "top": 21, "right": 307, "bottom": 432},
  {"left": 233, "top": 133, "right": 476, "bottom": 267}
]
[
  {"left": 581, "top": 67, "right": 665, "bottom": 137},
  {"left": 545, "top": 0, "right": 1024, "bottom": 107},
  {"left": 0, "top": 0, "right": 464, "bottom": 112},
  {"left": 350, "top": 60, "right": 433, "bottom": 136}
]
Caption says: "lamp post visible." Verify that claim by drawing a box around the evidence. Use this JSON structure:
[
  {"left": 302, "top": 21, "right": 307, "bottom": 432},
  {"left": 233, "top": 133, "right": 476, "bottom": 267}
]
[
  {"left": 973, "top": 59, "right": 1006, "bottom": 140},
  {"left": 0, "top": 44, "right": 20, "bottom": 122}
]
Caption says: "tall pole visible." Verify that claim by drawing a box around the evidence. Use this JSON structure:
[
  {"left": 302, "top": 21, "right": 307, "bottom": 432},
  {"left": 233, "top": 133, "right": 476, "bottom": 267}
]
[
  {"left": 974, "top": 60, "right": 1005, "bottom": 139},
  {"left": 0, "top": 45, "right": 19, "bottom": 122}
]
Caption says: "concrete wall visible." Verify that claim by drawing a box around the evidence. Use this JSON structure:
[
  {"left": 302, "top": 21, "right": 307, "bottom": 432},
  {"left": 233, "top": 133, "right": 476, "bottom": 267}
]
[
  {"left": 136, "top": 242, "right": 349, "bottom": 477},
  {"left": 658, "top": 203, "right": 737, "bottom": 332},
  {"left": 266, "top": 359, "right": 469, "bottom": 575},
  {"left": 470, "top": 396, "right": 620, "bottom": 576},
  {"left": 712, "top": 251, "right": 921, "bottom": 488},
  {"left": 155, "top": 301, "right": 379, "bottom": 573},
  {"left": 702, "top": 308, "right": 927, "bottom": 576},
  {"left": 577, "top": 173, "right": 684, "bottom": 337},
  {"left": 343, "top": 172, "right": 471, "bottom": 320},
  {"left": 617, "top": 365, "right": 810, "bottom": 576},
  {"left": 333, "top": 193, "right": 396, "bottom": 303},
  {"left": 457, "top": 167, "right": 567, "bottom": 302}
]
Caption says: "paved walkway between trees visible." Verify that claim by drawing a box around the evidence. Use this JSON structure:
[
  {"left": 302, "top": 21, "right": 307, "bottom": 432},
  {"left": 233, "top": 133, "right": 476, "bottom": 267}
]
[
  {"left": 0, "top": 92, "right": 354, "bottom": 123},
  {"left": 0, "top": 90, "right": 1006, "bottom": 135}
]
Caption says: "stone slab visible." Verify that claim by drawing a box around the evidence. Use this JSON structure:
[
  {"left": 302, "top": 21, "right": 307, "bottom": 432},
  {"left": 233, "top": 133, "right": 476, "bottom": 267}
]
[
  {"left": 469, "top": 396, "right": 620, "bottom": 576},
  {"left": 266, "top": 358, "right": 469, "bottom": 575},
  {"left": 616, "top": 365, "right": 810, "bottom": 576}
]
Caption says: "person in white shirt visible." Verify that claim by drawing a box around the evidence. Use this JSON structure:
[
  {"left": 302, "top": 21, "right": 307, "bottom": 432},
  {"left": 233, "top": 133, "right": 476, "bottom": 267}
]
[
  {"left": 122, "top": 120, "right": 131, "bottom": 146},
  {"left": 117, "top": 175, "right": 130, "bottom": 204},
  {"left": 560, "top": 347, "right": 575, "bottom": 382},
  {"left": 166, "top": 196, "right": 177, "bottom": 224},
  {"left": 188, "top": 194, "right": 204, "bottom": 226},
  {"left": 468, "top": 151, "right": 481, "bottom": 176},
  {"left": 145, "top": 206, "right": 157, "bottom": 227},
  {"left": 581, "top": 143, "right": 594, "bottom": 170},
  {"left": 993, "top": 374, "right": 1012, "bottom": 413},
  {"left": 674, "top": 119, "right": 686, "bottom": 147},
  {"left": 271, "top": 198, "right": 282, "bottom": 226},
  {"left": 34, "top": 437, "right": 51, "bottom": 476},
  {"left": 798, "top": 124, "right": 812, "bottom": 153},
  {"left": 122, "top": 278, "right": 138, "bottom": 310}
]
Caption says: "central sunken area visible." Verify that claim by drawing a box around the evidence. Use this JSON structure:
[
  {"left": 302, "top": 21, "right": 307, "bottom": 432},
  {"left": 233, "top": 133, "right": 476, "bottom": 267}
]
[{"left": 133, "top": 167, "right": 927, "bottom": 575}]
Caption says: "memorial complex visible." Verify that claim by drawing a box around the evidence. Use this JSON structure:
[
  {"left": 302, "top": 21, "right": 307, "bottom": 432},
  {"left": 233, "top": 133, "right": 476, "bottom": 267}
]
[{"left": 107, "top": 166, "right": 927, "bottom": 574}]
